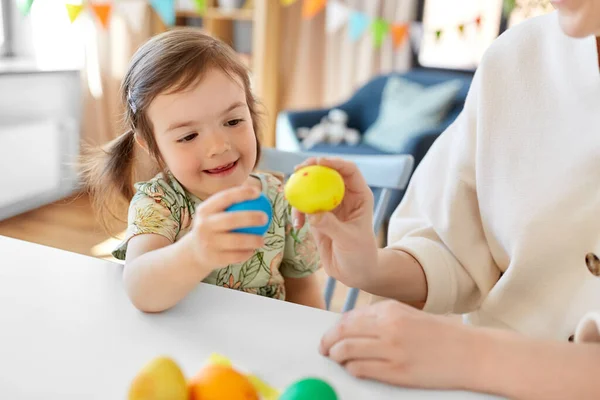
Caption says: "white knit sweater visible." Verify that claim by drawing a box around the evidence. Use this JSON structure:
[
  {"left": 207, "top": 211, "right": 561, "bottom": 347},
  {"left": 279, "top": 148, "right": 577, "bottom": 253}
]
[{"left": 387, "top": 12, "right": 600, "bottom": 342}]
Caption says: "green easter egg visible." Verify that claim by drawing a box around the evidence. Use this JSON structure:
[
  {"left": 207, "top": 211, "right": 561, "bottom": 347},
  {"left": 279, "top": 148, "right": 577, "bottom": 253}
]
[{"left": 279, "top": 377, "right": 338, "bottom": 400}]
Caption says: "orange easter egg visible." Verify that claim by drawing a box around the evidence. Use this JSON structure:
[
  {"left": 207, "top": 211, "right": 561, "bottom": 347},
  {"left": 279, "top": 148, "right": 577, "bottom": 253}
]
[{"left": 188, "top": 364, "right": 259, "bottom": 400}]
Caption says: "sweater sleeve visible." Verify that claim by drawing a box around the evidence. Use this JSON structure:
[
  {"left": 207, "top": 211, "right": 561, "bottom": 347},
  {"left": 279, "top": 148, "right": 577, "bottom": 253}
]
[{"left": 386, "top": 67, "right": 501, "bottom": 315}]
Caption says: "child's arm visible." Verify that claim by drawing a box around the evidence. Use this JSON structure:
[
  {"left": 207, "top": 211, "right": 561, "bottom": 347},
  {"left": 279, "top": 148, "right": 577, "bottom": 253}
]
[
  {"left": 121, "top": 185, "right": 266, "bottom": 313},
  {"left": 123, "top": 233, "right": 212, "bottom": 312},
  {"left": 284, "top": 274, "right": 325, "bottom": 309}
]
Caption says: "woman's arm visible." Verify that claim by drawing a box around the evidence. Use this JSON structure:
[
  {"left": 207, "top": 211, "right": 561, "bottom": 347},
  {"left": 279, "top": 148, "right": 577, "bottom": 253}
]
[
  {"left": 284, "top": 274, "right": 326, "bottom": 309},
  {"left": 358, "top": 247, "right": 428, "bottom": 307},
  {"left": 320, "top": 300, "right": 600, "bottom": 399},
  {"left": 471, "top": 328, "right": 600, "bottom": 400}
]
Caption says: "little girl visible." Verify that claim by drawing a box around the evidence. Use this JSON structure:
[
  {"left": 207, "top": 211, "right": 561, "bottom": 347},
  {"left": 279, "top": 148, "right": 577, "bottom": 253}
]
[{"left": 81, "top": 29, "right": 324, "bottom": 312}]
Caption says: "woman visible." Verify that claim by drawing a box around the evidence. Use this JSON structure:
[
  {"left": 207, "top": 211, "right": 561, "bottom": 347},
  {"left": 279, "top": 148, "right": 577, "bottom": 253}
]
[{"left": 295, "top": 1, "right": 600, "bottom": 398}]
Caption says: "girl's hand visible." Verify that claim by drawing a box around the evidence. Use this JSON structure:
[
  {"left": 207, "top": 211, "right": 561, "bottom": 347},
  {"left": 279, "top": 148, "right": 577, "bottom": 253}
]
[
  {"left": 187, "top": 186, "right": 267, "bottom": 269},
  {"left": 292, "top": 157, "right": 378, "bottom": 288},
  {"left": 319, "top": 300, "right": 476, "bottom": 390}
]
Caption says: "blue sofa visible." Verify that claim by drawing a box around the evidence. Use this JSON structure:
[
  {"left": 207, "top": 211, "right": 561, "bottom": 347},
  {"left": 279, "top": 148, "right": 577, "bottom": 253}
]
[
  {"left": 276, "top": 68, "right": 473, "bottom": 164},
  {"left": 275, "top": 68, "right": 474, "bottom": 227}
]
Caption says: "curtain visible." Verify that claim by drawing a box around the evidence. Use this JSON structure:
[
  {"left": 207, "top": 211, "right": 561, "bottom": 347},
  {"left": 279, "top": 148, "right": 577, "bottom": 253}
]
[{"left": 80, "top": 5, "right": 156, "bottom": 148}]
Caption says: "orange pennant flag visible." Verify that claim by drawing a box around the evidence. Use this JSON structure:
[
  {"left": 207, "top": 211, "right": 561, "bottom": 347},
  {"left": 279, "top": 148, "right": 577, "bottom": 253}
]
[
  {"left": 391, "top": 23, "right": 409, "bottom": 49},
  {"left": 91, "top": 3, "right": 113, "bottom": 29},
  {"left": 65, "top": 4, "right": 84, "bottom": 23},
  {"left": 302, "top": 0, "right": 326, "bottom": 19}
]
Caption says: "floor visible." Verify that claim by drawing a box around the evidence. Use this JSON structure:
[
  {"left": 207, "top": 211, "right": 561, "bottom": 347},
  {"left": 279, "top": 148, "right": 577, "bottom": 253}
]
[{"left": 0, "top": 193, "right": 372, "bottom": 312}]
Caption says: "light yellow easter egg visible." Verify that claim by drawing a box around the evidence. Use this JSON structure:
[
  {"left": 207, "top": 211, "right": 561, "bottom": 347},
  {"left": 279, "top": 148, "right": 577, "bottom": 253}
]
[{"left": 284, "top": 165, "right": 345, "bottom": 214}]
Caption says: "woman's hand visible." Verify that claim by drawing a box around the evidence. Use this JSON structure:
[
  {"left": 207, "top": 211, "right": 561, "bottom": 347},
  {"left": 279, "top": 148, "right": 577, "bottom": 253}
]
[
  {"left": 319, "top": 300, "right": 476, "bottom": 390},
  {"left": 186, "top": 186, "right": 267, "bottom": 269},
  {"left": 292, "top": 157, "right": 379, "bottom": 288}
]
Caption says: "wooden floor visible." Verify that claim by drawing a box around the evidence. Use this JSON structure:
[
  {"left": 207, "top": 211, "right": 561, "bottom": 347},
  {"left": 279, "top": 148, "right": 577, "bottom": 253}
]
[{"left": 0, "top": 193, "right": 372, "bottom": 312}]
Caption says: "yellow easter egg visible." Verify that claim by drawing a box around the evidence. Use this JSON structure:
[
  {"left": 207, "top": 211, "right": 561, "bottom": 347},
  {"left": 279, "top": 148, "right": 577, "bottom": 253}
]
[{"left": 284, "top": 165, "right": 345, "bottom": 214}]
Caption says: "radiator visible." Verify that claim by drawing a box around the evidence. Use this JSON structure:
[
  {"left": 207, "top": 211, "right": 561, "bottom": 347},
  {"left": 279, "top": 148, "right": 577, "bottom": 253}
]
[{"left": 0, "top": 118, "right": 79, "bottom": 220}]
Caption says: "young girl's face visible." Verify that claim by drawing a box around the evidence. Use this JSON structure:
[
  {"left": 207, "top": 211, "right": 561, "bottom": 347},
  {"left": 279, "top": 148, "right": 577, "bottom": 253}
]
[
  {"left": 552, "top": 0, "right": 600, "bottom": 37},
  {"left": 147, "top": 68, "right": 258, "bottom": 200}
]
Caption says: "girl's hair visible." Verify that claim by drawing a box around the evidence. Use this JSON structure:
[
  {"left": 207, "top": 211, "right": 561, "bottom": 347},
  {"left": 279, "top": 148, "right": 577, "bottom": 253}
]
[{"left": 80, "top": 28, "right": 262, "bottom": 232}]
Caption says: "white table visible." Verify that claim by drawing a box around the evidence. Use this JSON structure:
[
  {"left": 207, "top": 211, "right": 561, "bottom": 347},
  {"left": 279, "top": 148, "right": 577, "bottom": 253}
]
[{"left": 0, "top": 236, "right": 500, "bottom": 399}]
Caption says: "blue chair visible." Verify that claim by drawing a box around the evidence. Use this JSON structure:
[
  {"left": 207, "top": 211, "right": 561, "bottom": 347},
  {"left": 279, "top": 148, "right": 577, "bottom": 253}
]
[
  {"left": 276, "top": 68, "right": 473, "bottom": 226},
  {"left": 257, "top": 148, "right": 414, "bottom": 312}
]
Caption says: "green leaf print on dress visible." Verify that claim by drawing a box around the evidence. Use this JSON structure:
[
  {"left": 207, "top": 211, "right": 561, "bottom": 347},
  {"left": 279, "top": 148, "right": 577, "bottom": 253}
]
[
  {"left": 264, "top": 234, "right": 285, "bottom": 251},
  {"left": 239, "top": 251, "right": 265, "bottom": 286}
]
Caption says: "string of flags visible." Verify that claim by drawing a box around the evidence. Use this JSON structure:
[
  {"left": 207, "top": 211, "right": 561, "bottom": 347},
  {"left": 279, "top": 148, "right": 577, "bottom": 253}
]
[
  {"left": 14, "top": 0, "right": 207, "bottom": 29},
  {"left": 15, "top": 0, "right": 485, "bottom": 50},
  {"left": 285, "top": 0, "right": 484, "bottom": 50}
]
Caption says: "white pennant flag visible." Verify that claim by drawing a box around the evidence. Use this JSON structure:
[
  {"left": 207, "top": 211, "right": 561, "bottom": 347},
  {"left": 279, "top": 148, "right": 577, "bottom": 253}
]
[
  {"left": 326, "top": 0, "right": 350, "bottom": 34},
  {"left": 117, "top": 0, "right": 148, "bottom": 33},
  {"left": 410, "top": 22, "right": 424, "bottom": 52}
]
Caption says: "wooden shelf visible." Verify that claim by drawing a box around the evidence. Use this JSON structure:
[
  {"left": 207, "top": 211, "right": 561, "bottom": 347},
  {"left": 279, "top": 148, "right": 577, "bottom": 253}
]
[{"left": 176, "top": 8, "right": 254, "bottom": 21}]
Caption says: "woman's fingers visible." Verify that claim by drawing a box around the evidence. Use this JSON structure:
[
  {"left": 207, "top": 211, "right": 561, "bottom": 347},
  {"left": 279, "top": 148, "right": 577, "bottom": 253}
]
[
  {"left": 291, "top": 208, "right": 306, "bottom": 229},
  {"left": 327, "top": 338, "right": 390, "bottom": 365},
  {"left": 344, "top": 360, "right": 396, "bottom": 382},
  {"left": 319, "top": 311, "right": 379, "bottom": 356}
]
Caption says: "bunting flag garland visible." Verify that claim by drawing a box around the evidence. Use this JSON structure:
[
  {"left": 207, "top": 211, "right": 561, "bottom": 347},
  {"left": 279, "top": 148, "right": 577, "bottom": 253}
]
[
  {"left": 117, "top": 0, "right": 147, "bottom": 33},
  {"left": 65, "top": 3, "right": 84, "bottom": 24},
  {"left": 281, "top": 0, "right": 485, "bottom": 51},
  {"left": 302, "top": 0, "right": 327, "bottom": 19},
  {"left": 17, "top": 0, "right": 34, "bottom": 15},
  {"left": 325, "top": 0, "right": 349, "bottom": 34},
  {"left": 371, "top": 18, "right": 389, "bottom": 49},
  {"left": 150, "top": 0, "right": 176, "bottom": 26},
  {"left": 90, "top": 3, "right": 113, "bottom": 29},
  {"left": 348, "top": 11, "right": 369, "bottom": 42},
  {"left": 13, "top": 0, "right": 202, "bottom": 28},
  {"left": 391, "top": 23, "right": 409, "bottom": 50},
  {"left": 193, "top": 0, "right": 207, "bottom": 15}
]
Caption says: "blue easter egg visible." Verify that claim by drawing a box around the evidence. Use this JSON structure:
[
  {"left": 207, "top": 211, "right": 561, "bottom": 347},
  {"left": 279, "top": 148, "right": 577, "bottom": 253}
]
[{"left": 226, "top": 192, "right": 272, "bottom": 236}]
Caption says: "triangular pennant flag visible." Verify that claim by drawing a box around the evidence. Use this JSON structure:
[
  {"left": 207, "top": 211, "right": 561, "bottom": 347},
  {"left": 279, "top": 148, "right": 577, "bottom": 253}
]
[
  {"left": 435, "top": 29, "right": 443, "bottom": 41},
  {"left": 194, "top": 0, "right": 207, "bottom": 14},
  {"left": 117, "top": 0, "right": 147, "bottom": 33},
  {"left": 325, "top": 0, "right": 350, "bottom": 34},
  {"left": 475, "top": 15, "right": 483, "bottom": 28},
  {"left": 150, "top": 0, "right": 176, "bottom": 26},
  {"left": 348, "top": 11, "right": 369, "bottom": 42},
  {"left": 391, "top": 23, "right": 409, "bottom": 50},
  {"left": 457, "top": 24, "right": 465, "bottom": 35},
  {"left": 65, "top": 3, "right": 84, "bottom": 23},
  {"left": 281, "top": 0, "right": 298, "bottom": 5},
  {"left": 302, "top": 0, "right": 327, "bottom": 19},
  {"left": 409, "top": 22, "right": 424, "bottom": 52},
  {"left": 371, "top": 18, "right": 389, "bottom": 49},
  {"left": 17, "top": 0, "right": 34, "bottom": 15},
  {"left": 90, "top": 3, "right": 113, "bottom": 29}
]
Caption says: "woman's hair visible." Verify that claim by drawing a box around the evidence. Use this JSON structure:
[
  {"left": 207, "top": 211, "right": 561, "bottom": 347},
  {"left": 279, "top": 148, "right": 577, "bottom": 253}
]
[{"left": 80, "top": 28, "right": 262, "bottom": 232}]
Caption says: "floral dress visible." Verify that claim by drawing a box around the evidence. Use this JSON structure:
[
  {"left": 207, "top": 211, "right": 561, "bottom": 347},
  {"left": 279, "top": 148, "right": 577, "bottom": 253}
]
[{"left": 112, "top": 172, "right": 320, "bottom": 300}]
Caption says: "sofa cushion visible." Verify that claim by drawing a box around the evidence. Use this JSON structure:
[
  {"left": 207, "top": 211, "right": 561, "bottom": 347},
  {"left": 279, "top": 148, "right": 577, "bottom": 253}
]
[{"left": 362, "top": 76, "right": 463, "bottom": 153}]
